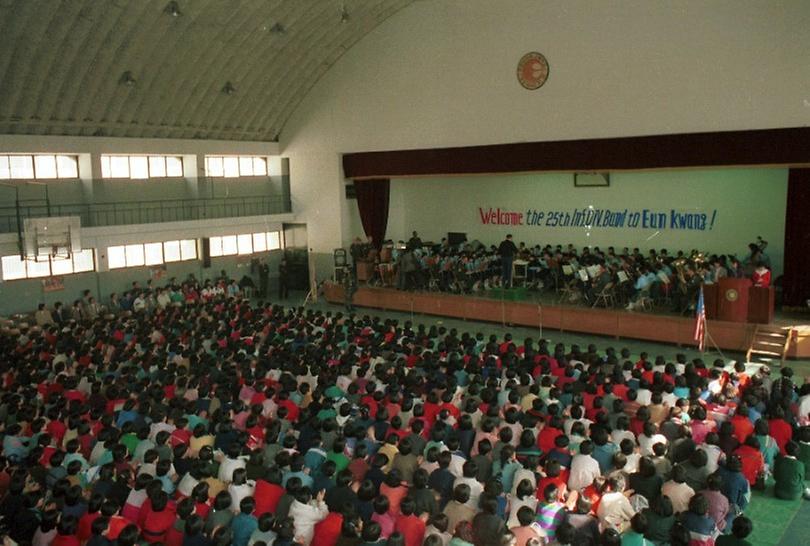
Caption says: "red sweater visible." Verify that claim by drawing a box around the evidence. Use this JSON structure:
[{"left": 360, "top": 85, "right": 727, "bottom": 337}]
[{"left": 395, "top": 514, "right": 426, "bottom": 546}]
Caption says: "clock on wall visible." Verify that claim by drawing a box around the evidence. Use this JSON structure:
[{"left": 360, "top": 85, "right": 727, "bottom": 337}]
[{"left": 517, "top": 52, "right": 549, "bottom": 90}]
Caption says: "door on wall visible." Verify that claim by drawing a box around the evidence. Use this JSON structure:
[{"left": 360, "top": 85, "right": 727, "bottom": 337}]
[{"left": 282, "top": 223, "right": 309, "bottom": 290}]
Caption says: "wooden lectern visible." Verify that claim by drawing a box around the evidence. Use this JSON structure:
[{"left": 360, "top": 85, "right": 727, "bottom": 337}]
[
  {"left": 703, "top": 284, "right": 719, "bottom": 319},
  {"left": 717, "top": 278, "right": 753, "bottom": 323},
  {"left": 748, "top": 286, "right": 775, "bottom": 324}
]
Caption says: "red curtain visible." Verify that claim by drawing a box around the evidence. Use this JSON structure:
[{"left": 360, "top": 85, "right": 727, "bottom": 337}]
[
  {"left": 782, "top": 168, "right": 810, "bottom": 306},
  {"left": 353, "top": 178, "right": 390, "bottom": 249}
]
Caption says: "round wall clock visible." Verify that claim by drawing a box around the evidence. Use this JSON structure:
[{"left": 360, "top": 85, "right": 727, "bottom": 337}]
[{"left": 517, "top": 52, "right": 550, "bottom": 90}]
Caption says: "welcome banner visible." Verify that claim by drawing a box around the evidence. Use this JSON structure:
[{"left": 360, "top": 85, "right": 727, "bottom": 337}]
[{"left": 478, "top": 206, "right": 718, "bottom": 231}]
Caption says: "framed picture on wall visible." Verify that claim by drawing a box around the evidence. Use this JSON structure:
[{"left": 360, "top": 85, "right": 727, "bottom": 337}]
[{"left": 574, "top": 172, "right": 610, "bottom": 187}]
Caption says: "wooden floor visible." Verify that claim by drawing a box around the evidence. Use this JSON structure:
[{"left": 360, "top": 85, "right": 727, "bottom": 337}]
[{"left": 324, "top": 283, "right": 810, "bottom": 359}]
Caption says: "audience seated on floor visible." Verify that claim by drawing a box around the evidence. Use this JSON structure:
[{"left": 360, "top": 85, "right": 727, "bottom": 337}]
[{"left": 0, "top": 278, "right": 806, "bottom": 546}]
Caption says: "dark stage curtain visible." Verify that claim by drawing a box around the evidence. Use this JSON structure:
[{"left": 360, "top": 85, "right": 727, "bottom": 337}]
[
  {"left": 354, "top": 178, "right": 390, "bottom": 248},
  {"left": 783, "top": 168, "right": 810, "bottom": 307},
  {"left": 342, "top": 127, "right": 810, "bottom": 179}
]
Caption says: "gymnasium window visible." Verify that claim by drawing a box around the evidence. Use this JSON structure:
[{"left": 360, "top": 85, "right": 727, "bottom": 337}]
[
  {"left": 0, "top": 249, "right": 95, "bottom": 280},
  {"left": 208, "top": 231, "right": 281, "bottom": 257},
  {"left": 107, "top": 239, "right": 197, "bottom": 269},
  {"left": 204, "top": 156, "right": 268, "bottom": 178},
  {"left": 0, "top": 154, "right": 79, "bottom": 179},
  {"left": 100, "top": 155, "right": 183, "bottom": 179}
]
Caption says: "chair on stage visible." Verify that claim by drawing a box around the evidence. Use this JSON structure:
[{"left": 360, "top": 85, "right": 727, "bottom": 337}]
[
  {"left": 635, "top": 285, "right": 654, "bottom": 312},
  {"left": 592, "top": 282, "right": 616, "bottom": 309},
  {"left": 512, "top": 260, "right": 528, "bottom": 287},
  {"left": 558, "top": 277, "right": 581, "bottom": 304}
]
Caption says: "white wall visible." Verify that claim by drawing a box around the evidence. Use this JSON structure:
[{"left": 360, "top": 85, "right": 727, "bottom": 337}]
[
  {"left": 386, "top": 168, "right": 788, "bottom": 273},
  {"left": 281, "top": 0, "right": 810, "bottom": 268}
]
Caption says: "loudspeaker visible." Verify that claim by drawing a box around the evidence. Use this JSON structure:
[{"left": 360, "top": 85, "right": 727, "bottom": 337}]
[
  {"left": 448, "top": 232, "right": 467, "bottom": 246},
  {"left": 202, "top": 238, "right": 211, "bottom": 268}
]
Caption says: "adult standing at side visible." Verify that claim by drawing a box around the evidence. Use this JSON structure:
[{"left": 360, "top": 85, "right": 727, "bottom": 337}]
[
  {"left": 278, "top": 258, "right": 290, "bottom": 300},
  {"left": 498, "top": 234, "right": 518, "bottom": 288},
  {"left": 259, "top": 260, "right": 270, "bottom": 298}
]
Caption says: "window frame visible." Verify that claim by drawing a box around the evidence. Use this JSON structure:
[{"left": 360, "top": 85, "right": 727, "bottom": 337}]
[
  {"left": 99, "top": 154, "right": 185, "bottom": 180},
  {"left": 0, "top": 249, "right": 96, "bottom": 281},
  {"left": 0, "top": 154, "right": 80, "bottom": 180},
  {"left": 107, "top": 239, "right": 197, "bottom": 269},
  {"left": 204, "top": 155, "right": 270, "bottom": 178}
]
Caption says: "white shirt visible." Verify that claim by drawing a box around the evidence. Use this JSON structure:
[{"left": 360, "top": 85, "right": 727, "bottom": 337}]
[
  {"left": 228, "top": 481, "right": 256, "bottom": 511},
  {"left": 611, "top": 430, "right": 636, "bottom": 447},
  {"left": 597, "top": 491, "right": 635, "bottom": 532},
  {"left": 177, "top": 473, "right": 199, "bottom": 497},
  {"left": 698, "top": 444, "right": 723, "bottom": 474},
  {"left": 661, "top": 480, "right": 695, "bottom": 513},
  {"left": 453, "top": 476, "right": 483, "bottom": 509},
  {"left": 798, "top": 394, "right": 810, "bottom": 425},
  {"left": 218, "top": 456, "right": 247, "bottom": 483},
  {"left": 564, "top": 418, "right": 593, "bottom": 437},
  {"left": 448, "top": 453, "right": 466, "bottom": 478},
  {"left": 639, "top": 433, "right": 668, "bottom": 456},
  {"left": 289, "top": 499, "right": 328, "bottom": 545},
  {"left": 622, "top": 453, "right": 641, "bottom": 474},
  {"left": 568, "top": 453, "right": 601, "bottom": 491},
  {"left": 506, "top": 495, "right": 538, "bottom": 528},
  {"left": 636, "top": 389, "right": 652, "bottom": 406},
  {"left": 511, "top": 468, "right": 537, "bottom": 497}
]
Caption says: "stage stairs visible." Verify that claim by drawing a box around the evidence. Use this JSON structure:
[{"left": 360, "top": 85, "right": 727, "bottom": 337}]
[{"left": 746, "top": 325, "right": 794, "bottom": 366}]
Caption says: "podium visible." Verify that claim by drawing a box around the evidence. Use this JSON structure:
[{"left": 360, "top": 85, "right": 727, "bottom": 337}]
[
  {"left": 748, "top": 286, "right": 775, "bottom": 324},
  {"left": 703, "top": 283, "right": 719, "bottom": 319},
  {"left": 717, "top": 278, "right": 752, "bottom": 322},
  {"left": 356, "top": 260, "right": 375, "bottom": 282}
]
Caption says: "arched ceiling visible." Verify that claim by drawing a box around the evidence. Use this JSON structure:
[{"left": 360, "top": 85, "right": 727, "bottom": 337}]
[{"left": 0, "top": 0, "right": 414, "bottom": 142}]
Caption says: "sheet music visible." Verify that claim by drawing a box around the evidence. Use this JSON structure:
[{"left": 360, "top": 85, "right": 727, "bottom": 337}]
[
  {"left": 562, "top": 265, "right": 574, "bottom": 275},
  {"left": 578, "top": 269, "right": 589, "bottom": 281},
  {"left": 587, "top": 265, "right": 600, "bottom": 278},
  {"left": 617, "top": 271, "right": 629, "bottom": 283}
]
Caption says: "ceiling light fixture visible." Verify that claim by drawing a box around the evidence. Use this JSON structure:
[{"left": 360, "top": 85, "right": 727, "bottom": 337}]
[
  {"left": 119, "top": 71, "right": 136, "bottom": 87},
  {"left": 164, "top": 1, "right": 182, "bottom": 17},
  {"left": 340, "top": 5, "right": 350, "bottom": 23},
  {"left": 222, "top": 81, "right": 236, "bottom": 95}
]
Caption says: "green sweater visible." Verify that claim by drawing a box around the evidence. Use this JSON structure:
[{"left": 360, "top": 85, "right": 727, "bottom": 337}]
[
  {"left": 773, "top": 455, "right": 805, "bottom": 500},
  {"left": 716, "top": 536, "right": 752, "bottom": 546},
  {"left": 798, "top": 441, "right": 810, "bottom": 471}
]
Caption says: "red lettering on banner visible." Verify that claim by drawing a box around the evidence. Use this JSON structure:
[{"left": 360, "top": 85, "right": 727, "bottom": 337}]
[
  {"left": 478, "top": 207, "right": 524, "bottom": 226},
  {"left": 479, "top": 207, "right": 492, "bottom": 224}
]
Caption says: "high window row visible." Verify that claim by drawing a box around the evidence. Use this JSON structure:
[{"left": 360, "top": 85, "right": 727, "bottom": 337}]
[
  {"left": 204, "top": 156, "right": 268, "bottom": 178},
  {"left": 1, "top": 249, "right": 95, "bottom": 280},
  {"left": 0, "top": 155, "right": 79, "bottom": 180},
  {"left": 209, "top": 232, "right": 281, "bottom": 257},
  {"left": 1, "top": 231, "right": 284, "bottom": 280},
  {"left": 100, "top": 155, "right": 184, "bottom": 179},
  {"left": 107, "top": 240, "right": 198, "bottom": 269},
  {"left": 0, "top": 154, "right": 274, "bottom": 180}
]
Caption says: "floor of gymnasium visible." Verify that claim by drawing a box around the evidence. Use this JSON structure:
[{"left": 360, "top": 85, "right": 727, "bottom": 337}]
[{"left": 276, "top": 290, "right": 810, "bottom": 546}]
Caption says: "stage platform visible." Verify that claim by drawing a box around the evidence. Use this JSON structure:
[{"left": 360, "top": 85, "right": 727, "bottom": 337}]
[{"left": 323, "top": 283, "right": 810, "bottom": 359}]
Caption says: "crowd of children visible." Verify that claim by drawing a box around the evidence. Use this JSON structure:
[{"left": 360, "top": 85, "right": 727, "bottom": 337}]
[{"left": 1, "top": 284, "right": 808, "bottom": 546}]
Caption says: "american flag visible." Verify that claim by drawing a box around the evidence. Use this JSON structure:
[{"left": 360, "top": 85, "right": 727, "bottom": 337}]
[{"left": 694, "top": 286, "right": 706, "bottom": 352}]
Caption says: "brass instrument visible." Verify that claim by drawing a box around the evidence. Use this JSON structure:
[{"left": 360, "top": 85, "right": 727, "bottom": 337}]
[{"left": 675, "top": 260, "right": 689, "bottom": 295}]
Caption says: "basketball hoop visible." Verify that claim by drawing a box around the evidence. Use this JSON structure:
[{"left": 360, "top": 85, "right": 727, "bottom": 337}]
[{"left": 22, "top": 216, "right": 81, "bottom": 262}]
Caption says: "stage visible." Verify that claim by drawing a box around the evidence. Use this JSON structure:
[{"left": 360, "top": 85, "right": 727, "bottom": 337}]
[{"left": 323, "top": 283, "right": 810, "bottom": 359}]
